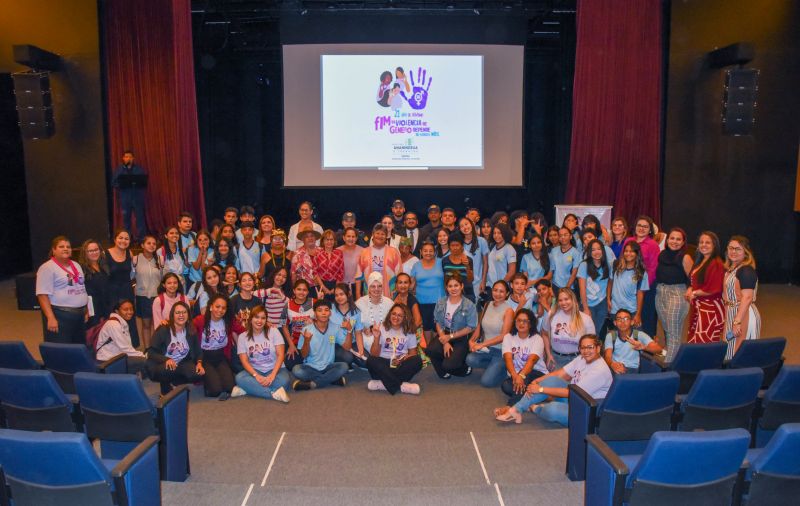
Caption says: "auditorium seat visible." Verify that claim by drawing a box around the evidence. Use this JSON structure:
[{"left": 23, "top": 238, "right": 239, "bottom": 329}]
[
  {"left": 0, "top": 368, "right": 78, "bottom": 432},
  {"left": 0, "top": 341, "right": 40, "bottom": 369},
  {"left": 0, "top": 428, "right": 159, "bottom": 506},
  {"left": 74, "top": 372, "right": 190, "bottom": 482},
  {"left": 674, "top": 367, "right": 763, "bottom": 432},
  {"left": 39, "top": 342, "right": 127, "bottom": 394},
  {"left": 754, "top": 365, "right": 800, "bottom": 447},
  {"left": 566, "top": 372, "right": 679, "bottom": 481},
  {"left": 585, "top": 428, "right": 750, "bottom": 506},
  {"left": 639, "top": 342, "right": 727, "bottom": 394},
  {"left": 742, "top": 423, "right": 800, "bottom": 506},
  {"left": 726, "top": 337, "right": 786, "bottom": 389}
]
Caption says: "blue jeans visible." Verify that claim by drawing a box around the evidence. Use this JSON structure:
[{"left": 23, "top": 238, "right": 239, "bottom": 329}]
[
  {"left": 552, "top": 352, "right": 577, "bottom": 370},
  {"left": 512, "top": 376, "right": 569, "bottom": 420},
  {"left": 465, "top": 348, "right": 506, "bottom": 388},
  {"left": 292, "top": 362, "right": 348, "bottom": 387},
  {"left": 235, "top": 369, "right": 290, "bottom": 399},
  {"left": 589, "top": 301, "right": 608, "bottom": 339},
  {"left": 535, "top": 401, "right": 569, "bottom": 426}
]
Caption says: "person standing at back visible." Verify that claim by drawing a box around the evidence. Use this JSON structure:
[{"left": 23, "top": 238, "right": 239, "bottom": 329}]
[{"left": 111, "top": 150, "right": 147, "bottom": 241}]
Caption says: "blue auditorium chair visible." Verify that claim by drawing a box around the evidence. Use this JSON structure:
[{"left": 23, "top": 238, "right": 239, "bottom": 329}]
[
  {"left": 0, "top": 368, "right": 77, "bottom": 432},
  {"left": 675, "top": 367, "right": 763, "bottom": 431},
  {"left": 0, "top": 428, "right": 159, "bottom": 506},
  {"left": 74, "top": 372, "right": 190, "bottom": 482},
  {"left": 0, "top": 341, "right": 40, "bottom": 369},
  {"left": 585, "top": 428, "right": 750, "bottom": 506},
  {"left": 726, "top": 337, "right": 786, "bottom": 389},
  {"left": 741, "top": 423, "right": 800, "bottom": 506},
  {"left": 566, "top": 372, "right": 680, "bottom": 481},
  {"left": 753, "top": 365, "right": 800, "bottom": 447},
  {"left": 639, "top": 342, "right": 727, "bottom": 394},
  {"left": 39, "top": 342, "right": 127, "bottom": 394}
]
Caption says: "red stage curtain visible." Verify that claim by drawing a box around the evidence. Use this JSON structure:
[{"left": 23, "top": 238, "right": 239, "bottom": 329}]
[
  {"left": 103, "top": 0, "right": 206, "bottom": 235},
  {"left": 565, "top": 0, "right": 662, "bottom": 223}
]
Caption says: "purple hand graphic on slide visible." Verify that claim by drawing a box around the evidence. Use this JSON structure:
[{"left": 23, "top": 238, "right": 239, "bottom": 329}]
[{"left": 400, "top": 67, "right": 432, "bottom": 110}]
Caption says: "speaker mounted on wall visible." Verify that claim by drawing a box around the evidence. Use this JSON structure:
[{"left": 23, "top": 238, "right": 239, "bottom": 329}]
[
  {"left": 12, "top": 71, "right": 55, "bottom": 140},
  {"left": 722, "top": 68, "right": 758, "bottom": 136}
]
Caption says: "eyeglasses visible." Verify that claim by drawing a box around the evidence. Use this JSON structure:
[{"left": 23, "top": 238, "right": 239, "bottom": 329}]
[
  {"left": 636, "top": 224, "right": 649, "bottom": 229},
  {"left": 515, "top": 319, "right": 530, "bottom": 324},
  {"left": 615, "top": 316, "right": 631, "bottom": 321},
  {"left": 86, "top": 249, "right": 101, "bottom": 253},
  {"left": 579, "top": 345, "right": 597, "bottom": 351},
  {"left": 173, "top": 311, "right": 188, "bottom": 316},
  {"left": 727, "top": 246, "right": 743, "bottom": 252}
]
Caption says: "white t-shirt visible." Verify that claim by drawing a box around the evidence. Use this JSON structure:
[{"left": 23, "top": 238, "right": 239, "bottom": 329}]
[
  {"left": 237, "top": 327, "right": 284, "bottom": 374},
  {"left": 444, "top": 300, "right": 460, "bottom": 328},
  {"left": 165, "top": 329, "right": 190, "bottom": 362},
  {"left": 371, "top": 246, "right": 386, "bottom": 273},
  {"left": 355, "top": 295, "right": 394, "bottom": 350},
  {"left": 563, "top": 356, "right": 613, "bottom": 399},
  {"left": 402, "top": 255, "right": 420, "bottom": 275},
  {"left": 201, "top": 319, "right": 228, "bottom": 351},
  {"left": 36, "top": 259, "right": 88, "bottom": 308},
  {"left": 287, "top": 222, "right": 324, "bottom": 252},
  {"left": 377, "top": 327, "right": 417, "bottom": 360},
  {"left": 501, "top": 333, "right": 548, "bottom": 376},
  {"left": 542, "top": 310, "right": 596, "bottom": 355}
]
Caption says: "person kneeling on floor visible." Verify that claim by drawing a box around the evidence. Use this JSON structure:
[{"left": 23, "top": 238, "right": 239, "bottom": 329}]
[
  {"left": 292, "top": 299, "right": 349, "bottom": 391},
  {"left": 231, "top": 305, "right": 291, "bottom": 403},
  {"left": 367, "top": 303, "right": 423, "bottom": 395}
]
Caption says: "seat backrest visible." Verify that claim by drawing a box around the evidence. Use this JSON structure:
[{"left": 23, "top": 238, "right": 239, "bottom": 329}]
[
  {"left": 597, "top": 372, "right": 680, "bottom": 441},
  {"left": 681, "top": 367, "right": 763, "bottom": 431},
  {"left": 670, "top": 342, "right": 727, "bottom": 394},
  {"left": 0, "top": 341, "right": 39, "bottom": 369},
  {"left": 0, "top": 428, "right": 113, "bottom": 505},
  {"left": 760, "top": 365, "right": 800, "bottom": 431},
  {"left": 0, "top": 368, "right": 74, "bottom": 432},
  {"left": 748, "top": 423, "right": 800, "bottom": 505},
  {"left": 39, "top": 343, "right": 95, "bottom": 394},
  {"left": 729, "top": 337, "right": 786, "bottom": 387},
  {"left": 74, "top": 372, "right": 156, "bottom": 441},
  {"left": 628, "top": 428, "right": 750, "bottom": 506}
]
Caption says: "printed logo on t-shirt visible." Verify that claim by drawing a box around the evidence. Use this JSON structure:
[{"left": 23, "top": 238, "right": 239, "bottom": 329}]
[
  {"left": 166, "top": 340, "right": 189, "bottom": 362},
  {"left": 202, "top": 327, "right": 228, "bottom": 349}
]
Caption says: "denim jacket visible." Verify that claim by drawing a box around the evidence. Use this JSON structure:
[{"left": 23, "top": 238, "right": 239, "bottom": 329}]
[{"left": 433, "top": 296, "right": 478, "bottom": 332}]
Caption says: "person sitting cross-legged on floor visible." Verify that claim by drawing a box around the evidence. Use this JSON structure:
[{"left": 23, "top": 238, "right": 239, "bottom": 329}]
[
  {"left": 498, "top": 308, "right": 549, "bottom": 406},
  {"left": 495, "top": 334, "right": 611, "bottom": 425},
  {"left": 231, "top": 305, "right": 291, "bottom": 403},
  {"left": 292, "top": 299, "right": 349, "bottom": 391},
  {"left": 366, "top": 303, "right": 423, "bottom": 395}
]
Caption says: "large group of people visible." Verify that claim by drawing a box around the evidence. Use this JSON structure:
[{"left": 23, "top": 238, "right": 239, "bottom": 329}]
[{"left": 35, "top": 198, "right": 761, "bottom": 421}]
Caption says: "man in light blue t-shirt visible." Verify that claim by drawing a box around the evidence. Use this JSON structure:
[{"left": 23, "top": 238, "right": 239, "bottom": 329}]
[
  {"left": 603, "top": 309, "right": 662, "bottom": 374},
  {"left": 292, "top": 300, "right": 349, "bottom": 391}
]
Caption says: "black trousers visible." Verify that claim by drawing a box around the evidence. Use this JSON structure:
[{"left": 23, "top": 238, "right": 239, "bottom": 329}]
[
  {"left": 42, "top": 308, "right": 85, "bottom": 344},
  {"left": 425, "top": 336, "right": 470, "bottom": 378},
  {"left": 284, "top": 350, "right": 304, "bottom": 372},
  {"left": 147, "top": 359, "right": 202, "bottom": 394},
  {"left": 334, "top": 344, "right": 355, "bottom": 367},
  {"left": 501, "top": 370, "right": 545, "bottom": 406},
  {"left": 366, "top": 355, "right": 423, "bottom": 394},
  {"left": 200, "top": 349, "right": 234, "bottom": 396}
]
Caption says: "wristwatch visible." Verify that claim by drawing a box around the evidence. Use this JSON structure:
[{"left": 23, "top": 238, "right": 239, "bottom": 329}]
[
  {"left": 519, "top": 373, "right": 526, "bottom": 380},
  {"left": 538, "top": 386, "right": 544, "bottom": 393}
]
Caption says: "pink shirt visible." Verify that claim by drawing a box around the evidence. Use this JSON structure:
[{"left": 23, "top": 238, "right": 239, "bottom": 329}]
[
  {"left": 152, "top": 293, "right": 187, "bottom": 329},
  {"left": 624, "top": 237, "right": 660, "bottom": 285}
]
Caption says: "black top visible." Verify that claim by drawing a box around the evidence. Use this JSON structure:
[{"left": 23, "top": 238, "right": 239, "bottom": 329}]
[
  {"left": 736, "top": 265, "right": 758, "bottom": 290},
  {"left": 261, "top": 251, "right": 292, "bottom": 295},
  {"left": 230, "top": 294, "right": 264, "bottom": 326},
  {"left": 656, "top": 248, "right": 688, "bottom": 285},
  {"left": 147, "top": 325, "right": 200, "bottom": 364},
  {"left": 83, "top": 265, "right": 110, "bottom": 325}
]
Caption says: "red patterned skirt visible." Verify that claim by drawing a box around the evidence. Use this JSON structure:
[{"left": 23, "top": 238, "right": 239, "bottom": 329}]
[{"left": 687, "top": 296, "right": 725, "bottom": 344}]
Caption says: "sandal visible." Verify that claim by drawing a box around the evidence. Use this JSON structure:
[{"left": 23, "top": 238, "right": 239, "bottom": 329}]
[{"left": 495, "top": 409, "right": 522, "bottom": 424}]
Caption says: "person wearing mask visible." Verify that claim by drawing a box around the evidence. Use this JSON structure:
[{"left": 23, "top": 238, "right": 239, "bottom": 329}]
[
  {"left": 111, "top": 150, "right": 147, "bottom": 241},
  {"left": 355, "top": 224, "right": 402, "bottom": 298},
  {"left": 146, "top": 301, "right": 203, "bottom": 395},
  {"left": 366, "top": 303, "right": 423, "bottom": 395},
  {"left": 722, "top": 236, "right": 760, "bottom": 360},
  {"left": 428, "top": 273, "right": 478, "bottom": 379},
  {"left": 603, "top": 309, "right": 662, "bottom": 375},
  {"left": 231, "top": 305, "right": 291, "bottom": 402},
  {"left": 686, "top": 231, "right": 725, "bottom": 344},
  {"left": 291, "top": 299, "right": 349, "bottom": 391},
  {"left": 655, "top": 228, "right": 692, "bottom": 362},
  {"left": 95, "top": 299, "right": 146, "bottom": 374}
]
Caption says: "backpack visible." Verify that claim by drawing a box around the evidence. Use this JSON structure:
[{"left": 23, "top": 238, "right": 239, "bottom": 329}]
[
  {"left": 609, "top": 328, "right": 639, "bottom": 351},
  {"left": 85, "top": 314, "right": 122, "bottom": 353}
]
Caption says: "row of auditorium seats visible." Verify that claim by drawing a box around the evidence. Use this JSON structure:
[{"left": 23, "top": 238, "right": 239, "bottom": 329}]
[
  {"left": 566, "top": 338, "right": 795, "bottom": 481},
  {"left": 585, "top": 424, "right": 800, "bottom": 506}
]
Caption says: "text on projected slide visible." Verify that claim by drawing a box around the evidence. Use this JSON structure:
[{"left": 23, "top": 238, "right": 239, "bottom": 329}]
[{"left": 321, "top": 55, "right": 484, "bottom": 169}]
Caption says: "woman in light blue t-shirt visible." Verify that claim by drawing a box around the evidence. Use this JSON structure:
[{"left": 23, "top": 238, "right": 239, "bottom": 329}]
[
  {"left": 410, "top": 242, "right": 444, "bottom": 345},
  {"left": 577, "top": 239, "right": 612, "bottom": 336},
  {"left": 486, "top": 223, "right": 517, "bottom": 287}
]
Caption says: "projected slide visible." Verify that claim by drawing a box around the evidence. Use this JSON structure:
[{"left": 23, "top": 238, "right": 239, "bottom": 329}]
[{"left": 321, "top": 55, "right": 483, "bottom": 169}]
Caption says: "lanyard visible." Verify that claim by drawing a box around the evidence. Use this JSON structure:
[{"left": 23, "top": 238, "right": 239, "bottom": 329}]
[{"left": 52, "top": 257, "right": 79, "bottom": 284}]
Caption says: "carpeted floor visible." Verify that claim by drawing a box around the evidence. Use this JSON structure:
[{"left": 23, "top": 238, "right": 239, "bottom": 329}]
[{"left": 2, "top": 279, "right": 798, "bottom": 505}]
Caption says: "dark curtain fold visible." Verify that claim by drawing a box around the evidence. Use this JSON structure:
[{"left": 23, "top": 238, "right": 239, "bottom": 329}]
[
  {"left": 103, "top": 0, "right": 207, "bottom": 235},
  {"left": 565, "top": 0, "right": 662, "bottom": 222}
]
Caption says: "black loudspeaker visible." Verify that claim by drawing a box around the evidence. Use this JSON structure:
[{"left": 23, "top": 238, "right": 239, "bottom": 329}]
[
  {"left": 707, "top": 42, "right": 755, "bottom": 68},
  {"left": 15, "top": 272, "right": 39, "bottom": 310},
  {"left": 722, "top": 69, "right": 758, "bottom": 136},
  {"left": 12, "top": 72, "right": 54, "bottom": 139}
]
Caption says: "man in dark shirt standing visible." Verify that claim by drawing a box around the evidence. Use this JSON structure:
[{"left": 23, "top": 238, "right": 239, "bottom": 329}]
[
  {"left": 419, "top": 204, "right": 442, "bottom": 243},
  {"left": 111, "top": 150, "right": 147, "bottom": 241},
  {"left": 390, "top": 199, "right": 406, "bottom": 235}
]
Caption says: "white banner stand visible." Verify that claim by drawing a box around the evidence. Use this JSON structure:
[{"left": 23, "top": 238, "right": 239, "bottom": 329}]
[{"left": 554, "top": 205, "right": 614, "bottom": 229}]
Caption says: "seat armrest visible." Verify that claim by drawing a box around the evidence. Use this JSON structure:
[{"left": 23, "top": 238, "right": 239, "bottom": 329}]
[
  {"left": 585, "top": 434, "right": 629, "bottom": 506},
  {"left": 156, "top": 384, "right": 190, "bottom": 409},
  {"left": 112, "top": 436, "right": 160, "bottom": 506},
  {"left": 156, "top": 385, "right": 191, "bottom": 482},
  {"left": 567, "top": 384, "right": 598, "bottom": 481},
  {"left": 639, "top": 351, "right": 666, "bottom": 373},
  {"left": 98, "top": 353, "right": 128, "bottom": 374}
]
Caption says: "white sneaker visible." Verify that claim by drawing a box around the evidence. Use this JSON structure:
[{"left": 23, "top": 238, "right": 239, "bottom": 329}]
[
  {"left": 400, "top": 382, "right": 420, "bottom": 395},
  {"left": 271, "top": 387, "right": 290, "bottom": 403},
  {"left": 367, "top": 380, "right": 387, "bottom": 391},
  {"left": 230, "top": 386, "right": 247, "bottom": 398}
]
